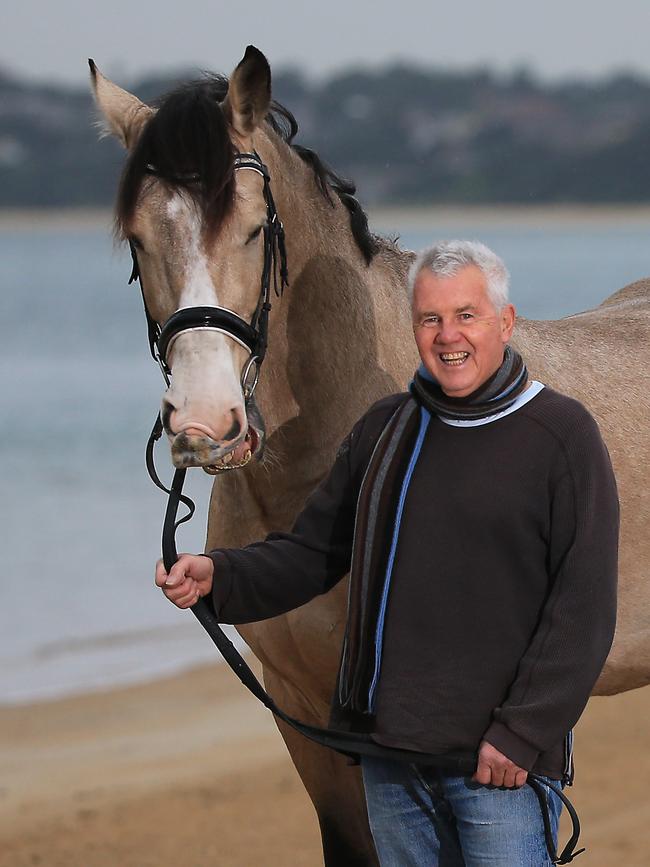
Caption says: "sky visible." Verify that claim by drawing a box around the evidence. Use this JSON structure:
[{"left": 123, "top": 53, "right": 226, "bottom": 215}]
[{"left": 5, "top": 0, "right": 650, "bottom": 86}]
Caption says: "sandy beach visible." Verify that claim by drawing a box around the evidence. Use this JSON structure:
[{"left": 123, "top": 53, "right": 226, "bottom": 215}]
[
  {"left": 1, "top": 658, "right": 649, "bottom": 867},
  {"left": 3, "top": 204, "right": 649, "bottom": 864}
]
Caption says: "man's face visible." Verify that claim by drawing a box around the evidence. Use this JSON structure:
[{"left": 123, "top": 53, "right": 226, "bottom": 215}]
[{"left": 412, "top": 265, "right": 516, "bottom": 398}]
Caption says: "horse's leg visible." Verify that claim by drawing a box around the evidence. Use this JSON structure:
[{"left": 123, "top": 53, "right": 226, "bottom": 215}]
[
  {"left": 274, "top": 723, "right": 378, "bottom": 866},
  {"left": 263, "top": 670, "right": 378, "bottom": 867}
]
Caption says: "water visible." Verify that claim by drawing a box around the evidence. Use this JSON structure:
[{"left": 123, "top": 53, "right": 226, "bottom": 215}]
[
  {"left": 372, "top": 208, "right": 650, "bottom": 320},
  {"left": 2, "top": 209, "right": 648, "bottom": 704}
]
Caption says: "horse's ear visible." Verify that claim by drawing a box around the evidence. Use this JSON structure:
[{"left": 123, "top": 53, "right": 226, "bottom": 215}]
[
  {"left": 88, "top": 59, "right": 154, "bottom": 149},
  {"left": 223, "top": 46, "right": 271, "bottom": 138}
]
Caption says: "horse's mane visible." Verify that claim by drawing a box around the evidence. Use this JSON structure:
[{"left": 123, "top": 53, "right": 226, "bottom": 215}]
[{"left": 117, "top": 75, "right": 378, "bottom": 263}]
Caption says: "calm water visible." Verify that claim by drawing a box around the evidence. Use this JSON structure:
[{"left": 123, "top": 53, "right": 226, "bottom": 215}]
[{"left": 2, "top": 210, "right": 649, "bottom": 704}]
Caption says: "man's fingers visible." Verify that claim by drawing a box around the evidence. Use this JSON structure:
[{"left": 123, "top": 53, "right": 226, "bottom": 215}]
[
  {"left": 155, "top": 554, "right": 195, "bottom": 588},
  {"left": 490, "top": 766, "right": 506, "bottom": 787},
  {"left": 502, "top": 766, "right": 517, "bottom": 788},
  {"left": 155, "top": 554, "right": 211, "bottom": 609},
  {"left": 163, "top": 554, "right": 196, "bottom": 587},
  {"left": 474, "top": 741, "right": 527, "bottom": 789},
  {"left": 476, "top": 763, "right": 525, "bottom": 789},
  {"left": 175, "top": 589, "right": 200, "bottom": 609},
  {"left": 154, "top": 559, "right": 168, "bottom": 587},
  {"left": 473, "top": 763, "right": 492, "bottom": 785},
  {"left": 164, "top": 576, "right": 195, "bottom": 601}
]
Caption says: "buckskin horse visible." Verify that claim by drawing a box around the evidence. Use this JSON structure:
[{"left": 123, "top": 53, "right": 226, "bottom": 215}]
[{"left": 91, "top": 45, "right": 650, "bottom": 866}]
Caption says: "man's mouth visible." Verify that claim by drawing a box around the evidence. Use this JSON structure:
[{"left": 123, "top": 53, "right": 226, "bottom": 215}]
[{"left": 440, "top": 352, "right": 470, "bottom": 366}]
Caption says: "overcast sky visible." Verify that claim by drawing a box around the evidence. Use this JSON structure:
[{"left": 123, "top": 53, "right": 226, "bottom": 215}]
[{"left": 6, "top": 0, "right": 650, "bottom": 86}]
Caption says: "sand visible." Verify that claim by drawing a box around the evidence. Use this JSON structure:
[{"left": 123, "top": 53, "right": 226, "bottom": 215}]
[{"left": 1, "top": 659, "right": 649, "bottom": 867}]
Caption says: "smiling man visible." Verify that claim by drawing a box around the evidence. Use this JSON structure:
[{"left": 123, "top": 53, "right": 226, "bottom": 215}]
[
  {"left": 411, "top": 260, "right": 515, "bottom": 398},
  {"left": 156, "top": 241, "right": 619, "bottom": 866}
]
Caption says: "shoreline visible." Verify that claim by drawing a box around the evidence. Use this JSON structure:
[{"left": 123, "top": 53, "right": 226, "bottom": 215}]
[
  {"left": 3, "top": 203, "right": 650, "bottom": 233},
  {"left": 0, "top": 651, "right": 235, "bottom": 709},
  {"left": 1, "top": 660, "right": 650, "bottom": 865},
  {"left": 369, "top": 202, "right": 650, "bottom": 230}
]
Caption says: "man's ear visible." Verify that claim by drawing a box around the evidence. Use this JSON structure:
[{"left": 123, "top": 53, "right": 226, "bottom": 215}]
[
  {"left": 501, "top": 303, "right": 516, "bottom": 341},
  {"left": 89, "top": 59, "right": 154, "bottom": 149}
]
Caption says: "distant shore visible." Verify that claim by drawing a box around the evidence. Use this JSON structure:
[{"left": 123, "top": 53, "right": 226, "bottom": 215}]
[
  {"left": 369, "top": 202, "right": 650, "bottom": 231},
  {"left": 0, "top": 208, "right": 114, "bottom": 231},
  {"left": 3, "top": 203, "right": 650, "bottom": 233}
]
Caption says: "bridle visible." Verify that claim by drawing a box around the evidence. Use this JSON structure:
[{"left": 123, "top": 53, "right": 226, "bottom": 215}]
[
  {"left": 126, "top": 148, "right": 584, "bottom": 867},
  {"left": 129, "top": 150, "right": 288, "bottom": 399},
  {"left": 128, "top": 151, "right": 287, "bottom": 548}
]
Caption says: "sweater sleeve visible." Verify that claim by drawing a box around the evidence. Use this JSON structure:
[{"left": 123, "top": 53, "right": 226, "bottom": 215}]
[
  {"left": 483, "top": 410, "right": 619, "bottom": 770},
  {"left": 206, "top": 404, "right": 390, "bottom": 624}
]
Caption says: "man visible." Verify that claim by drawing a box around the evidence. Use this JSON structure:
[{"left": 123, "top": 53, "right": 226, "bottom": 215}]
[{"left": 156, "top": 241, "right": 619, "bottom": 866}]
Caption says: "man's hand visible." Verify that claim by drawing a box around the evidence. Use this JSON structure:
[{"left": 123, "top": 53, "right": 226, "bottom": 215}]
[
  {"left": 155, "top": 553, "right": 214, "bottom": 609},
  {"left": 472, "top": 739, "right": 528, "bottom": 788}
]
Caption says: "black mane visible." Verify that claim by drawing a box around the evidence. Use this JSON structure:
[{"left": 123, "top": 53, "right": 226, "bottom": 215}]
[{"left": 117, "top": 75, "right": 378, "bottom": 263}]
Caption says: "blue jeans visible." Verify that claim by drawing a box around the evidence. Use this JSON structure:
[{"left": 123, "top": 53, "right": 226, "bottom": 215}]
[{"left": 361, "top": 756, "right": 563, "bottom": 866}]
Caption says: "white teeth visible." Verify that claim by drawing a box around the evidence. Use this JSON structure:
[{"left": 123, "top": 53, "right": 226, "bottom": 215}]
[{"left": 440, "top": 352, "right": 469, "bottom": 366}]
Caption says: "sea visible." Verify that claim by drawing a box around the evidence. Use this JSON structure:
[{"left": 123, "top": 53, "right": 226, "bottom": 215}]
[{"left": 2, "top": 207, "right": 649, "bottom": 705}]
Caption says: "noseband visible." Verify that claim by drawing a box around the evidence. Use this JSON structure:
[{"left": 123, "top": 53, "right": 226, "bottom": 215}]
[{"left": 128, "top": 151, "right": 289, "bottom": 399}]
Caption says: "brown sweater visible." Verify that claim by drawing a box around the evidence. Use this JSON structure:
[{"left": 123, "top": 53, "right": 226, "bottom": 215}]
[{"left": 208, "top": 387, "right": 619, "bottom": 780}]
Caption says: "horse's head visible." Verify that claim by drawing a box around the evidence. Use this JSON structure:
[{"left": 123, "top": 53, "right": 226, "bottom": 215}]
[{"left": 90, "top": 47, "right": 280, "bottom": 471}]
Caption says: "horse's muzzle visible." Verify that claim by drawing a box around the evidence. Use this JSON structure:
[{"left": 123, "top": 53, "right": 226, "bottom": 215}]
[{"left": 169, "top": 399, "right": 266, "bottom": 471}]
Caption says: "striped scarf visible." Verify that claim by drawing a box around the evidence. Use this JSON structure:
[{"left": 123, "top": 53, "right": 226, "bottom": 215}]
[{"left": 410, "top": 345, "right": 528, "bottom": 421}]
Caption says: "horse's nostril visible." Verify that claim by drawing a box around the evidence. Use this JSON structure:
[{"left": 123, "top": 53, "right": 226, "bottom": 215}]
[
  {"left": 223, "top": 411, "right": 242, "bottom": 443},
  {"left": 161, "top": 399, "right": 175, "bottom": 434}
]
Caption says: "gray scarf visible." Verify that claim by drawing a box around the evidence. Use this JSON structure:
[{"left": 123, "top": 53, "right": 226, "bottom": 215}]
[{"left": 410, "top": 346, "right": 528, "bottom": 421}]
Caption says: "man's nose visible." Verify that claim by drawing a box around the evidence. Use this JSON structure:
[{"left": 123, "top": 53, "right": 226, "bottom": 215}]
[{"left": 436, "top": 319, "right": 461, "bottom": 343}]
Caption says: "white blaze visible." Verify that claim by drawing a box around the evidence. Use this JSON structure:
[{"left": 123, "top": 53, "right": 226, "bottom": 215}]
[{"left": 163, "top": 195, "right": 245, "bottom": 442}]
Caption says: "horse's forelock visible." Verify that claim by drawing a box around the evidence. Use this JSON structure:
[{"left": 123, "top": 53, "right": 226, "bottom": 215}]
[
  {"left": 116, "top": 74, "right": 378, "bottom": 262},
  {"left": 116, "top": 76, "right": 236, "bottom": 241}
]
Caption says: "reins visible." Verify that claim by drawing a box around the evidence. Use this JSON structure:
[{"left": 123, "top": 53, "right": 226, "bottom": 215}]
[{"left": 128, "top": 150, "right": 584, "bottom": 865}]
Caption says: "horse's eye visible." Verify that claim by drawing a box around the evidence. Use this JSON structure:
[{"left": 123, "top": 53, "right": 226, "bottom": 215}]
[
  {"left": 129, "top": 235, "right": 145, "bottom": 252},
  {"left": 246, "top": 226, "right": 263, "bottom": 244}
]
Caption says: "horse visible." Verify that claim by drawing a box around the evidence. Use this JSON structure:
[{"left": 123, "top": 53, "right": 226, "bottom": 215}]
[{"left": 91, "top": 45, "right": 649, "bottom": 866}]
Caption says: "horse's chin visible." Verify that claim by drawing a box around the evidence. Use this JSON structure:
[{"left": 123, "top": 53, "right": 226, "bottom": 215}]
[{"left": 170, "top": 424, "right": 264, "bottom": 471}]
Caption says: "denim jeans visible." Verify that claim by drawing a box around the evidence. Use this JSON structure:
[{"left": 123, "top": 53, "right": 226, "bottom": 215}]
[{"left": 361, "top": 756, "right": 563, "bottom": 866}]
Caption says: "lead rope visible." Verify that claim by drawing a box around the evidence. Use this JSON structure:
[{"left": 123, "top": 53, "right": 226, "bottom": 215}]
[
  {"left": 145, "top": 429, "right": 584, "bottom": 865},
  {"left": 152, "top": 441, "right": 480, "bottom": 771},
  {"left": 527, "top": 776, "right": 585, "bottom": 864}
]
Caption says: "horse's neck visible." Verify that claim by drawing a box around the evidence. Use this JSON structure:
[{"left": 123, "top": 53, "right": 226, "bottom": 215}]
[{"left": 250, "top": 142, "right": 415, "bottom": 490}]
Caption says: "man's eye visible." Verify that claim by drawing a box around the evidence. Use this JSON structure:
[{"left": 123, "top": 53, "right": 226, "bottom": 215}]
[
  {"left": 421, "top": 317, "right": 439, "bottom": 327},
  {"left": 460, "top": 312, "right": 474, "bottom": 320}
]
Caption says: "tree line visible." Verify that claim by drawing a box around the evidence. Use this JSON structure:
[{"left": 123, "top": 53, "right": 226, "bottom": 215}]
[{"left": 2, "top": 63, "right": 650, "bottom": 207}]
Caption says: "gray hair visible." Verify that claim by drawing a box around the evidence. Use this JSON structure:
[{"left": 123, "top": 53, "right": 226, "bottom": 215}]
[{"left": 407, "top": 240, "right": 510, "bottom": 310}]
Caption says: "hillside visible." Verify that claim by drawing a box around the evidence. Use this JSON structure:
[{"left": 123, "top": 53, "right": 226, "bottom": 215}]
[{"left": 2, "top": 63, "right": 650, "bottom": 207}]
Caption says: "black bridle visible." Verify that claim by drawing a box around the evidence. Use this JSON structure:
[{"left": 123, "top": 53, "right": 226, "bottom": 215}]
[
  {"left": 127, "top": 150, "right": 584, "bottom": 866},
  {"left": 129, "top": 151, "right": 288, "bottom": 395}
]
